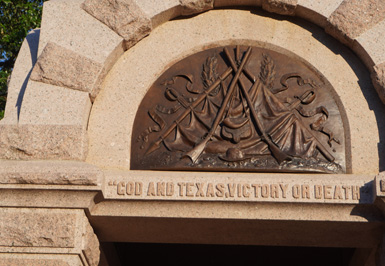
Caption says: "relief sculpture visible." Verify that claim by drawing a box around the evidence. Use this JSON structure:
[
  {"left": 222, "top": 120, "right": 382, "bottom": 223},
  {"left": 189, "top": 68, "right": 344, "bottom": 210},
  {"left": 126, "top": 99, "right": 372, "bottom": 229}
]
[{"left": 131, "top": 45, "right": 347, "bottom": 173}]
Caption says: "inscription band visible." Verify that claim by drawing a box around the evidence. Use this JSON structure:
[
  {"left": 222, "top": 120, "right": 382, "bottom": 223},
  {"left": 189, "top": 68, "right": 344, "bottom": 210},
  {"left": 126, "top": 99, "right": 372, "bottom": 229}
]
[{"left": 104, "top": 171, "right": 373, "bottom": 204}]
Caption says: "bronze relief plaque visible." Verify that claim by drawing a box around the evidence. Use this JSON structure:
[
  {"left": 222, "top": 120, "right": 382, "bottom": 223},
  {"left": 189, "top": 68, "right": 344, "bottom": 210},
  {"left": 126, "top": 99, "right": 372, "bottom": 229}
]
[{"left": 131, "top": 45, "right": 347, "bottom": 173}]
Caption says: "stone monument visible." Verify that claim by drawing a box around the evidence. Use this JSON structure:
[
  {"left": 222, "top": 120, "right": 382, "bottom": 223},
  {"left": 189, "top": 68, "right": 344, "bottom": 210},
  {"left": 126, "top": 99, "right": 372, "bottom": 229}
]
[{"left": 1, "top": 0, "right": 385, "bottom": 265}]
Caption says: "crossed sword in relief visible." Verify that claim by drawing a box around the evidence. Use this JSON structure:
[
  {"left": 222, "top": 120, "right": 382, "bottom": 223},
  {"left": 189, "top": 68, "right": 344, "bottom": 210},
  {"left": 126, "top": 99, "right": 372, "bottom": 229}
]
[{"left": 146, "top": 46, "right": 335, "bottom": 164}]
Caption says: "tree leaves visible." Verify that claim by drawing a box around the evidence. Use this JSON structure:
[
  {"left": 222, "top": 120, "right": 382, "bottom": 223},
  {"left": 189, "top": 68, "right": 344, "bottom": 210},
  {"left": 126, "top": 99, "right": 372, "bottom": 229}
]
[{"left": 0, "top": 0, "right": 45, "bottom": 119}]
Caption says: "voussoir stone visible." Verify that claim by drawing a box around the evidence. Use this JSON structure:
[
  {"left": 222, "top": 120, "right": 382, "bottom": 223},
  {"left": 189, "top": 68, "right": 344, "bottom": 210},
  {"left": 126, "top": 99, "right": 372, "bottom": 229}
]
[
  {"left": 262, "top": 0, "right": 298, "bottom": 16},
  {"left": 371, "top": 63, "right": 385, "bottom": 104},
  {"left": 180, "top": 0, "right": 214, "bottom": 15},
  {"left": 82, "top": 0, "right": 152, "bottom": 49},
  {"left": 30, "top": 43, "right": 103, "bottom": 94},
  {"left": 326, "top": 0, "right": 385, "bottom": 46}
]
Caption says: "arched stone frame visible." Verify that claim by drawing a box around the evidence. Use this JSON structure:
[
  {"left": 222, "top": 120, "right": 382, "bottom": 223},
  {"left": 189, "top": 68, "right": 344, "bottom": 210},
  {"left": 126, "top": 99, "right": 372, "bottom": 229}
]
[
  {"left": 1, "top": 0, "right": 385, "bottom": 163},
  {"left": 0, "top": 1, "right": 385, "bottom": 265}
]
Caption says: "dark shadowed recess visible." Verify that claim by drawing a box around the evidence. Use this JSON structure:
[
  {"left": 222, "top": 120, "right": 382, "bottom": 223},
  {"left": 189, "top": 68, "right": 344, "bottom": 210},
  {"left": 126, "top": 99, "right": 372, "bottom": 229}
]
[{"left": 113, "top": 242, "right": 354, "bottom": 266}]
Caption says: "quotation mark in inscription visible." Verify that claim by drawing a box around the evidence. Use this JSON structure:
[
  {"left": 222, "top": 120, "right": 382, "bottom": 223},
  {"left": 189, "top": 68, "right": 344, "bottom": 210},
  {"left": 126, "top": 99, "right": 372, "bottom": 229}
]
[{"left": 108, "top": 181, "right": 117, "bottom": 186}]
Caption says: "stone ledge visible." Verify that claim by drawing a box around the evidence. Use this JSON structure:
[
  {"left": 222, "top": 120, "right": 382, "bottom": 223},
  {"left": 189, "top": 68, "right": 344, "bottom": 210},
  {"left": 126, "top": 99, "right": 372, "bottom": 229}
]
[
  {"left": 31, "top": 43, "right": 103, "bottom": 95},
  {"left": 326, "top": 0, "right": 385, "bottom": 47},
  {"left": 0, "top": 124, "right": 88, "bottom": 161},
  {"left": 0, "top": 161, "right": 102, "bottom": 186},
  {"left": 82, "top": 0, "right": 152, "bottom": 50}
]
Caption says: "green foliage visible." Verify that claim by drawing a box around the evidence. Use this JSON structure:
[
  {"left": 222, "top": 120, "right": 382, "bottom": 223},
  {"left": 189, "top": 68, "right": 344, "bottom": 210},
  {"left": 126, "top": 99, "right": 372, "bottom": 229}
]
[{"left": 0, "top": 0, "right": 45, "bottom": 119}]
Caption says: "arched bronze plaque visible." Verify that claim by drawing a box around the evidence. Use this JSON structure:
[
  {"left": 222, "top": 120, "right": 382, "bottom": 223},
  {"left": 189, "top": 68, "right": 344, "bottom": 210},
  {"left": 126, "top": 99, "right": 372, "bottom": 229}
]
[{"left": 131, "top": 45, "right": 347, "bottom": 173}]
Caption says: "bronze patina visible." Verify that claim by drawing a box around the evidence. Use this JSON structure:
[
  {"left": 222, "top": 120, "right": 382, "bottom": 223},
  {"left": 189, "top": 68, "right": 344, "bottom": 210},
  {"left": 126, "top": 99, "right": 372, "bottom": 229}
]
[{"left": 131, "top": 45, "right": 347, "bottom": 173}]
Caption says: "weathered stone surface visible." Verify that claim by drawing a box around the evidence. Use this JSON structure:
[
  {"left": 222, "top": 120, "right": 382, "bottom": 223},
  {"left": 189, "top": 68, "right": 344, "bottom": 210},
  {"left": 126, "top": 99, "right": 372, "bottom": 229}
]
[
  {"left": 31, "top": 43, "right": 103, "bottom": 94},
  {"left": 17, "top": 81, "right": 91, "bottom": 126},
  {"left": 326, "top": 0, "right": 385, "bottom": 46},
  {"left": 0, "top": 209, "right": 76, "bottom": 248},
  {"left": 37, "top": 0, "right": 125, "bottom": 100},
  {"left": 38, "top": 0, "right": 123, "bottom": 64},
  {"left": 0, "top": 209, "right": 100, "bottom": 266},
  {"left": 0, "top": 124, "right": 87, "bottom": 160},
  {"left": 134, "top": 0, "right": 181, "bottom": 28},
  {"left": 297, "top": 0, "right": 343, "bottom": 18},
  {"left": 262, "top": 0, "right": 298, "bottom": 15},
  {"left": 296, "top": 0, "right": 343, "bottom": 27},
  {"left": 82, "top": 0, "right": 152, "bottom": 49},
  {"left": 0, "top": 161, "right": 101, "bottom": 186},
  {"left": 180, "top": 0, "right": 214, "bottom": 15},
  {"left": 83, "top": 221, "right": 100, "bottom": 266},
  {"left": 355, "top": 19, "right": 385, "bottom": 67},
  {"left": 371, "top": 63, "right": 385, "bottom": 105},
  {"left": 0, "top": 254, "right": 75, "bottom": 266}
]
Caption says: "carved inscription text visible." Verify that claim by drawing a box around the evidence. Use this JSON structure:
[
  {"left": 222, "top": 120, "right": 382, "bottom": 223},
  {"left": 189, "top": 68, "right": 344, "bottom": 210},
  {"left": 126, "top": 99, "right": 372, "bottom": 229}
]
[{"left": 112, "top": 181, "right": 360, "bottom": 201}]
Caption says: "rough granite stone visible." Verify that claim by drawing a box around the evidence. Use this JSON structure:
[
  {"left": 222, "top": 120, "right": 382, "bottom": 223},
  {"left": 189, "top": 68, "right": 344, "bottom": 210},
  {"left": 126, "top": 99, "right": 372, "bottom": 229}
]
[
  {"left": 0, "top": 124, "right": 87, "bottom": 160},
  {"left": 0, "top": 258, "right": 71, "bottom": 266},
  {"left": 82, "top": 0, "right": 152, "bottom": 49},
  {"left": 180, "top": 0, "right": 214, "bottom": 15},
  {"left": 17, "top": 81, "right": 91, "bottom": 126},
  {"left": 262, "top": 0, "right": 298, "bottom": 15},
  {"left": 326, "top": 0, "right": 385, "bottom": 46},
  {"left": 0, "top": 161, "right": 102, "bottom": 186},
  {"left": 0, "top": 209, "right": 76, "bottom": 248},
  {"left": 38, "top": 0, "right": 123, "bottom": 64},
  {"left": 371, "top": 63, "right": 385, "bottom": 104},
  {"left": 0, "top": 209, "right": 100, "bottom": 266},
  {"left": 31, "top": 43, "right": 103, "bottom": 94}
]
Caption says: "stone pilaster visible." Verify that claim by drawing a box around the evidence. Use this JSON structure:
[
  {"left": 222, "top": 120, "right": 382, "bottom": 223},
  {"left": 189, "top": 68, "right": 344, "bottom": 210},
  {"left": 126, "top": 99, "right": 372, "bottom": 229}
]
[{"left": 0, "top": 208, "right": 100, "bottom": 266}]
